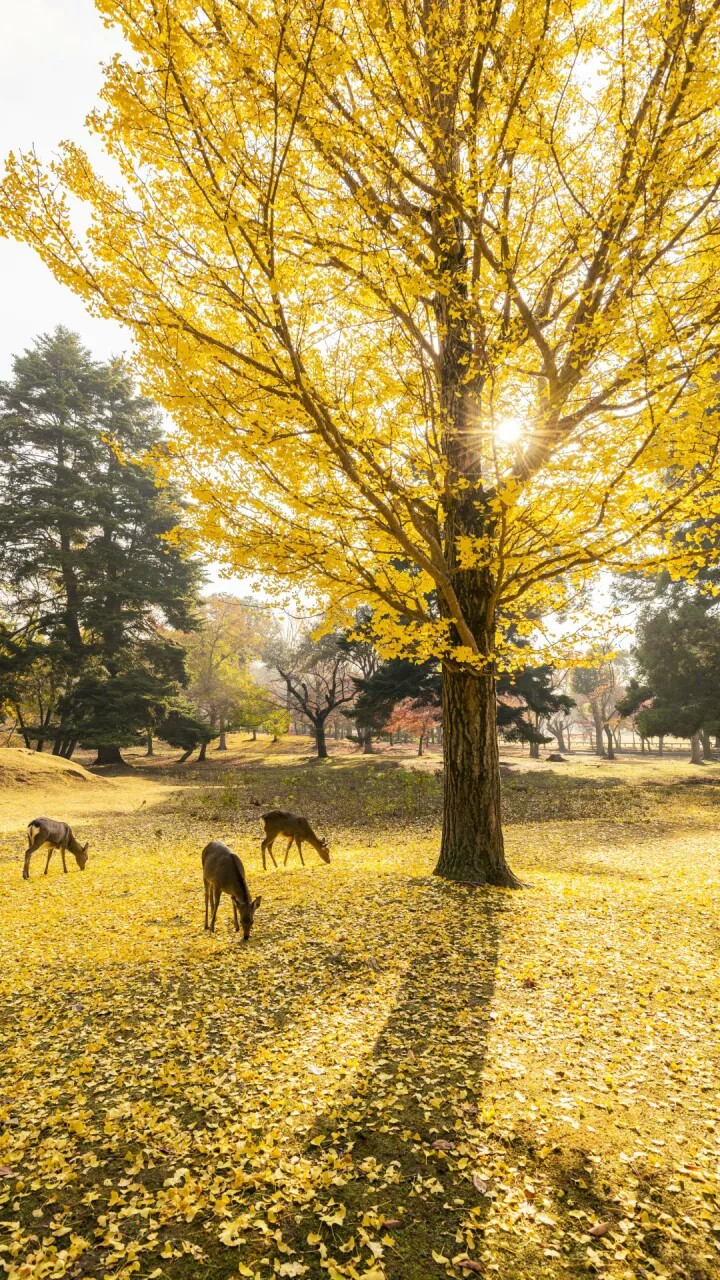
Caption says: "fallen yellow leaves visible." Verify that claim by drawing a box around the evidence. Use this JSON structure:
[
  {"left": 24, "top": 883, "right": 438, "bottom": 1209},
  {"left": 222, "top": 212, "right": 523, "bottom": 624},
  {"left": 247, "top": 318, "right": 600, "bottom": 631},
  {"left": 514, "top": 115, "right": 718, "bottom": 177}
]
[{"left": 0, "top": 762, "right": 719, "bottom": 1279}]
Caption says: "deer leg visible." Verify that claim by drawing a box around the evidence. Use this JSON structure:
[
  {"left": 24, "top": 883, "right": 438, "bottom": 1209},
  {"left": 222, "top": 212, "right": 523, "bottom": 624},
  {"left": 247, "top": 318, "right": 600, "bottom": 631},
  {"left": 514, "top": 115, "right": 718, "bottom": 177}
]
[
  {"left": 283, "top": 837, "right": 294, "bottom": 866},
  {"left": 266, "top": 840, "right": 278, "bottom": 868},
  {"left": 44, "top": 846, "right": 54, "bottom": 875},
  {"left": 232, "top": 901, "right": 240, "bottom": 932},
  {"left": 297, "top": 840, "right": 305, "bottom": 866},
  {"left": 23, "top": 834, "right": 43, "bottom": 880},
  {"left": 61, "top": 839, "right": 68, "bottom": 874},
  {"left": 209, "top": 888, "right": 221, "bottom": 933},
  {"left": 204, "top": 881, "right": 210, "bottom": 930}
]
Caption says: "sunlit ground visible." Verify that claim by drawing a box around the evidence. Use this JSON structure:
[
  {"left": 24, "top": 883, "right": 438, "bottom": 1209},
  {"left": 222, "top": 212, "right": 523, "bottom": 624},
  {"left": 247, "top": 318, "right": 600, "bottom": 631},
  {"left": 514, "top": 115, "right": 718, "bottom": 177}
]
[{"left": 1, "top": 739, "right": 719, "bottom": 1279}]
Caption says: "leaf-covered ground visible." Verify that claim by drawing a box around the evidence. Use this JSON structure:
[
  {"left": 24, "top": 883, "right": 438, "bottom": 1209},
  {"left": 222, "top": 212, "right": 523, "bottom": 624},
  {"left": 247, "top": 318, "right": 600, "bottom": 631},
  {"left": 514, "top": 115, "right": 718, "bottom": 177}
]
[{"left": 1, "top": 743, "right": 719, "bottom": 1280}]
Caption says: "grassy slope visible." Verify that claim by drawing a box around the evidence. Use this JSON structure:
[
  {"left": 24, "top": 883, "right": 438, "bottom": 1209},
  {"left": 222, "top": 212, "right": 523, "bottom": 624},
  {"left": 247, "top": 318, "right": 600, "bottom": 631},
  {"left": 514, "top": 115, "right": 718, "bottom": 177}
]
[{"left": 0, "top": 739, "right": 719, "bottom": 1280}]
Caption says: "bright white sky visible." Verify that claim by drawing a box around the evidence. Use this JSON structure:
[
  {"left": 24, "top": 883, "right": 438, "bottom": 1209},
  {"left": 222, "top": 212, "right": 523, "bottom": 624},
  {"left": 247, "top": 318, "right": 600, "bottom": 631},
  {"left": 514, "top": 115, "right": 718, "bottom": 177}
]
[{"left": 0, "top": 0, "right": 126, "bottom": 376}]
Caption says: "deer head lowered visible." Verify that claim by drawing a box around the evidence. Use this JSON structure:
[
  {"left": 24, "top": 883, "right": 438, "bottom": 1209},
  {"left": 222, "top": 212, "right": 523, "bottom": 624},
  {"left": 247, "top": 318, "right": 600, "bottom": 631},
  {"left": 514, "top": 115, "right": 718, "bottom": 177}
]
[
  {"left": 202, "top": 840, "right": 261, "bottom": 941},
  {"left": 260, "top": 809, "right": 330, "bottom": 870},
  {"left": 23, "top": 818, "right": 89, "bottom": 880}
]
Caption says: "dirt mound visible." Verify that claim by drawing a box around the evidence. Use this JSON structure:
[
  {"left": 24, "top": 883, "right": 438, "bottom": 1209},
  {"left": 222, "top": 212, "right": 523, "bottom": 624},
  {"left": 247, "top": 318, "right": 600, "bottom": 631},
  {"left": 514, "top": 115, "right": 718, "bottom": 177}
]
[{"left": 0, "top": 748, "right": 110, "bottom": 790}]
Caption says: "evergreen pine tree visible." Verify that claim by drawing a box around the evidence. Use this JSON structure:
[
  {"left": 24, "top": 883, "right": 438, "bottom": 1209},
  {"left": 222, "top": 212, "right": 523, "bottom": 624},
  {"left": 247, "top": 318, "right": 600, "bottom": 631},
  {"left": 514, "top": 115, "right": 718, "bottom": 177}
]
[{"left": 0, "top": 328, "right": 202, "bottom": 762}]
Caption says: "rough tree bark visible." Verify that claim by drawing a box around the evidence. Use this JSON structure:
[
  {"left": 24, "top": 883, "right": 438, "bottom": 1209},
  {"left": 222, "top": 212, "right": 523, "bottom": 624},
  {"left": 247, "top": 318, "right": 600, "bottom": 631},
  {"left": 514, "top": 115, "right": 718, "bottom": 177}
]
[
  {"left": 604, "top": 725, "right": 616, "bottom": 760},
  {"left": 591, "top": 706, "right": 606, "bottom": 756},
  {"left": 313, "top": 719, "right": 328, "bottom": 759},
  {"left": 94, "top": 745, "right": 125, "bottom": 766},
  {"left": 690, "top": 732, "right": 704, "bottom": 765},
  {"left": 435, "top": 664, "right": 520, "bottom": 887},
  {"left": 217, "top": 717, "right": 227, "bottom": 751},
  {"left": 701, "top": 729, "right": 713, "bottom": 760}
]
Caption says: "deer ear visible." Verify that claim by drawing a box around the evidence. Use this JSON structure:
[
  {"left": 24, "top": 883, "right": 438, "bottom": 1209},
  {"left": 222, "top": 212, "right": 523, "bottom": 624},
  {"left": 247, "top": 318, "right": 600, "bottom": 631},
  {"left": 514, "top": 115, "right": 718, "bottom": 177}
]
[{"left": 253, "top": 895, "right": 262, "bottom": 910}]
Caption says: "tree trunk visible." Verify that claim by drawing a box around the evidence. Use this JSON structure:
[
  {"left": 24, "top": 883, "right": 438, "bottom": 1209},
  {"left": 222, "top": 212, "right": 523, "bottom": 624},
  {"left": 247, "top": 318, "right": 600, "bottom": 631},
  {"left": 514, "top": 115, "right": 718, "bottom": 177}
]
[
  {"left": 198, "top": 740, "right": 207, "bottom": 761},
  {"left": 417, "top": 732, "right": 424, "bottom": 757},
  {"left": 434, "top": 665, "right": 520, "bottom": 887},
  {"left": 179, "top": 746, "right": 193, "bottom": 762},
  {"left": 658, "top": 735, "right": 664, "bottom": 755},
  {"left": 363, "top": 727, "right": 374, "bottom": 755},
  {"left": 62, "top": 738, "right": 77, "bottom": 759},
  {"left": 314, "top": 719, "right": 329, "bottom": 759},
  {"left": 14, "top": 707, "right": 31, "bottom": 750},
  {"left": 35, "top": 738, "right": 44, "bottom": 753},
  {"left": 94, "top": 744, "right": 124, "bottom": 766},
  {"left": 592, "top": 705, "right": 606, "bottom": 756},
  {"left": 529, "top": 740, "right": 540, "bottom": 760},
  {"left": 146, "top": 729, "right": 154, "bottom": 757},
  {"left": 251, "top": 728, "right": 257, "bottom": 741},
  {"left": 217, "top": 717, "right": 228, "bottom": 751},
  {"left": 701, "top": 729, "right": 713, "bottom": 760},
  {"left": 690, "top": 732, "right": 704, "bottom": 765},
  {"left": 604, "top": 724, "right": 615, "bottom": 760}
]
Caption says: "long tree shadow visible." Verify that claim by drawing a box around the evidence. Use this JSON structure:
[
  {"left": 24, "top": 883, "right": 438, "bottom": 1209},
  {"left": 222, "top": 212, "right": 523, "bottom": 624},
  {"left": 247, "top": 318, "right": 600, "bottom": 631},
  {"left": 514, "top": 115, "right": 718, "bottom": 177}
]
[{"left": 272, "top": 879, "right": 506, "bottom": 1277}]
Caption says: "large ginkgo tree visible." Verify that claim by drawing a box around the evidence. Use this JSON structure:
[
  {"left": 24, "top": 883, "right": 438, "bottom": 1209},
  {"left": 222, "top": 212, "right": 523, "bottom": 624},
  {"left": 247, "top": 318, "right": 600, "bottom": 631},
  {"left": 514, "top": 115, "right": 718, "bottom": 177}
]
[{"left": 5, "top": 0, "right": 720, "bottom": 883}]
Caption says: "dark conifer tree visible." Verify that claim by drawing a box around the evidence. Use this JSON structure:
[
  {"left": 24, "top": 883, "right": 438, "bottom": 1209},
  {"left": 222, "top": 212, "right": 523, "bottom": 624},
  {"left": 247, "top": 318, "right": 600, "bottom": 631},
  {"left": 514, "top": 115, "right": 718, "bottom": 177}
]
[{"left": 0, "top": 328, "right": 202, "bottom": 762}]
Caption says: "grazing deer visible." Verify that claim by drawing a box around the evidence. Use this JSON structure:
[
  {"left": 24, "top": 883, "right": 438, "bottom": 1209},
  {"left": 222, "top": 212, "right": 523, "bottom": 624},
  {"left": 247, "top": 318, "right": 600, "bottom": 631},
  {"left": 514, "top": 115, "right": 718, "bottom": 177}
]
[
  {"left": 261, "top": 810, "right": 330, "bottom": 870},
  {"left": 202, "top": 840, "right": 261, "bottom": 940},
  {"left": 23, "top": 818, "right": 89, "bottom": 880}
]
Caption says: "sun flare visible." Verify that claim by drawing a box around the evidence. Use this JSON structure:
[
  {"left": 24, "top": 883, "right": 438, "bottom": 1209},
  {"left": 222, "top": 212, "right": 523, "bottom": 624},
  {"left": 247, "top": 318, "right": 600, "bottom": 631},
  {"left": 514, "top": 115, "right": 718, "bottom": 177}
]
[{"left": 494, "top": 416, "right": 525, "bottom": 445}]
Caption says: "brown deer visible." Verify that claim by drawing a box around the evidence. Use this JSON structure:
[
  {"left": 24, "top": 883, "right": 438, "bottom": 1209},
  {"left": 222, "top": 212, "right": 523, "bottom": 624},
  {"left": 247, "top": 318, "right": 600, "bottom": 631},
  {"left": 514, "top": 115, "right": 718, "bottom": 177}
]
[
  {"left": 261, "top": 810, "right": 330, "bottom": 870},
  {"left": 23, "top": 818, "right": 89, "bottom": 880},
  {"left": 202, "top": 840, "right": 261, "bottom": 940}
]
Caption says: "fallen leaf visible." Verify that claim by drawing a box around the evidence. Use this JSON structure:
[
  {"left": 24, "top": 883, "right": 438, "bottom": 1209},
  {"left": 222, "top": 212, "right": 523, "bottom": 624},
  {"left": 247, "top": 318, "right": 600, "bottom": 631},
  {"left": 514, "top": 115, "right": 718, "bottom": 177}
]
[{"left": 587, "top": 1221, "right": 612, "bottom": 1238}]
